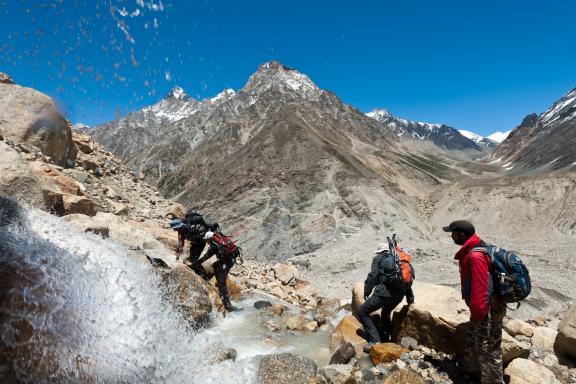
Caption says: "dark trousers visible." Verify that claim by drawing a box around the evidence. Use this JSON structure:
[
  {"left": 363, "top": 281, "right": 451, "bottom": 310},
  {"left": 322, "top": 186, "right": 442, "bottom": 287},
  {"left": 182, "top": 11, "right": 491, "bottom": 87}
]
[
  {"left": 213, "top": 256, "right": 233, "bottom": 300},
  {"left": 358, "top": 294, "right": 403, "bottom": 343},
  {"left": 188, "top": 240, "right": 208, "bottom": 279}
]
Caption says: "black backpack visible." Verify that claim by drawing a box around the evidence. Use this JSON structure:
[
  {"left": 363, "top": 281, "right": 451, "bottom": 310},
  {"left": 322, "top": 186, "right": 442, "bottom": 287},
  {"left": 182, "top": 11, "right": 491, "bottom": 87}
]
[{"left": 183, "top": 211, "right": 205, "bottom": 226}]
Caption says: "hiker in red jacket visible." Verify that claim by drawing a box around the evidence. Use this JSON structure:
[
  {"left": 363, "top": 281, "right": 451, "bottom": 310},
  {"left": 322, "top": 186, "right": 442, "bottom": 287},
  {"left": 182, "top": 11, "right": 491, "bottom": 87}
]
[{"left": 443, "top": 220, "right": 505, "bottom": 384}]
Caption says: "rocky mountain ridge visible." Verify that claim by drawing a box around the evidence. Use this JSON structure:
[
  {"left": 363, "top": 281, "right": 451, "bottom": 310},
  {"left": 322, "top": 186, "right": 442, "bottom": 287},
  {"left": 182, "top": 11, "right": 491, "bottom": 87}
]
[
  {"left": 365, "top": 108, "right": 484, "bottom": 152},
  {"left": 491, "top": 87, "right": 576, "bottom": 174}
]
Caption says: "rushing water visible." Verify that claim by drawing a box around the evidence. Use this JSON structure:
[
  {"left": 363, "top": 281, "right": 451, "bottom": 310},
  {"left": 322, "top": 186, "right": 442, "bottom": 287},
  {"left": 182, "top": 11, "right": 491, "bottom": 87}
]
[{"left": 0, "top": 198, "right": 330, "bottom": 383}]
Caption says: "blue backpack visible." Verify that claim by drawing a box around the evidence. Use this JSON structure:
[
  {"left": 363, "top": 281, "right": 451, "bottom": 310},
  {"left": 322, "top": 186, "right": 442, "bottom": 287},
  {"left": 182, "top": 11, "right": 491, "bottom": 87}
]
[{"left": 473, "top": 245, "right": 531, "bottom": 307}]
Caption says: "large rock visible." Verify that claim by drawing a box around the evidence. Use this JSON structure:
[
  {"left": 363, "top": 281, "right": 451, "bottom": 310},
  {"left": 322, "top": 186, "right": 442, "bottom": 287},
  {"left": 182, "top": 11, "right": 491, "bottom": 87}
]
[
  {"left": 160, "top": 266, "right": 213, "bottom": 327},
  {"left": 0, "top": 82, "right": 76, "bottom": 167},
  {"left": 62, "top": 195, "right": 96, "bottom": 216},
  {"left": 382, "top": 368, "right": 427, "bottom": 384},
  {"left": 504, "top": 358, "right": 560, "bottom": 384},
  {"left": 71, "top": 131, "right": 95, "bottom": 154},
  {"left": 554, "top": 305, "right": 576, "bottom": 358},
  {"left": 369, "top": 343, "right": 408, "bottom": 365},
  {"left": 329, "top": 342, "right": 355, "bottom": 364},
  {"left": 317, "top": 364, "right": 354, "bottom": 384},
  {"left": 330, "top": 314, "right": 367, "bottom": 357},
  {"left": 257, "top": 353, "right": 317, "bottom": 384},
  {"left": 531, "top": 326, "right": 557, "bottom": 352},
  {"left": 204, "top": 341, "right": 237, "bottom": 365},
  {"left": 0, "top": 141, "right": 43, "bottom": 205},
  {"left": 502, "top": 331, "right": 530, "bottom": 363},
  {"left": 273, "top": 263, "right": 300, "bottom": 285},
  {"left": 505, "top": 318, "right": 535, "bottom": 337},
  {"left": 29, "top": 161, "right": 83, "bottom": 196},
  {"left": 390, "top": 282, "right": 470, "bottom": 356}
]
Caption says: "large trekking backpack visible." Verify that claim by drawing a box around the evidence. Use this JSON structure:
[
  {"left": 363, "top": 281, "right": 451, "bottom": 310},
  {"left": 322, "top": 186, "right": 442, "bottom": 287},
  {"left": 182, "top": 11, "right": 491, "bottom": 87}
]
[
  {"left": 472, "top": 245, "right": 531, "bottom": 306},
  {"left": 183, "top": 211, "right": 205, "bottom": 226},
  {"left": 381, "top": 234, "right": 414, "bottom": 290}
]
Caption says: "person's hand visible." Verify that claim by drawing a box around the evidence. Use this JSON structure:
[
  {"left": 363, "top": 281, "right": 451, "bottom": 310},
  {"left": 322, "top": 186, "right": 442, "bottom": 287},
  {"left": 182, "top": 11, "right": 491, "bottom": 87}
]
[{"left": 363, "top": 292, "right": 369, "bottom": 300}]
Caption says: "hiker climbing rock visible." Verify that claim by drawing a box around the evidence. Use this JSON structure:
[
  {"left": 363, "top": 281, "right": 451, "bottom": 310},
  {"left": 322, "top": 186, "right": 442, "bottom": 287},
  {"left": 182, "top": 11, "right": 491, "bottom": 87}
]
[
  {"left": 359, "top": 234, "right": 415, "bottom": 353},
  {"left": 195, "top": 230, "right": 242, "bottom": 312},
  {"left": 170, "top": 210, "right": 213, "bottom": 279},
  {"left": 443, "top": 220, "right": 507, "bottom": 384}
]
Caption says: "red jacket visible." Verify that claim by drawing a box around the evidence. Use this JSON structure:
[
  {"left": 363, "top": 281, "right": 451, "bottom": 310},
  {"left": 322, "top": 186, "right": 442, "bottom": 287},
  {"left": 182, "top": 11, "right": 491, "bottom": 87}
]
[{"left": 454, "top": 234, "right": 497, "bottom": 321}]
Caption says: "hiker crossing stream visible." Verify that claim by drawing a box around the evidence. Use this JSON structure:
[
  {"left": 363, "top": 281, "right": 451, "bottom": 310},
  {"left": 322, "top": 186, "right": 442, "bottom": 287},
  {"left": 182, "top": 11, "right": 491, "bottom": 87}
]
[{"left": 0, "top": 199, "right": 331, "bottom": 383}]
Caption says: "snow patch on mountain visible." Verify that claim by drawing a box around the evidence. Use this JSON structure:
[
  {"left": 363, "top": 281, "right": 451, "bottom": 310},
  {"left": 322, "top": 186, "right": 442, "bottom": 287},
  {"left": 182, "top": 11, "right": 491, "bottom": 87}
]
[
  {"left": 459, "top": 130, "right": 484, "bottom": 143},
  {"left": 487, "top": 131, "right": 511, "bottom": 143}
]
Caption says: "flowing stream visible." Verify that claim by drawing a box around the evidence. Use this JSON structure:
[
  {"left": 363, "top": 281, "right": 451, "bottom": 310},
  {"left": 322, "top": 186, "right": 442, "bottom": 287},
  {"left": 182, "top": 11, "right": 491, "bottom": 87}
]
[{"left": 0, "top": 198, "right": 330, "bottom": 383}]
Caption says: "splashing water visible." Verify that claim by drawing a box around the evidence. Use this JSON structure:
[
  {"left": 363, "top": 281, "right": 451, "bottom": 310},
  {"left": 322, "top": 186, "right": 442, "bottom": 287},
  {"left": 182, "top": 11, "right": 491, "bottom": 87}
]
[{"left": 0, "top": 198, "right": 330, "bottom": 383}]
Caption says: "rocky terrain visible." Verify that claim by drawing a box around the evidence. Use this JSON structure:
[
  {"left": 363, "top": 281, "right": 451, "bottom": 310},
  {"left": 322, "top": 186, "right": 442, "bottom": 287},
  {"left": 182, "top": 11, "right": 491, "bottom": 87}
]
[{"left": 2, "top": 70, "right": 576, "bottom": 383}]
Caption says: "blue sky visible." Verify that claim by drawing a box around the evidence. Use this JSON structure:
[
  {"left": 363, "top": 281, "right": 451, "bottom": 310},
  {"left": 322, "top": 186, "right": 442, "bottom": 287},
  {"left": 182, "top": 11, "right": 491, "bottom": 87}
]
[{"left": 1, "top": 0, "right": 575, "bottom": 136}]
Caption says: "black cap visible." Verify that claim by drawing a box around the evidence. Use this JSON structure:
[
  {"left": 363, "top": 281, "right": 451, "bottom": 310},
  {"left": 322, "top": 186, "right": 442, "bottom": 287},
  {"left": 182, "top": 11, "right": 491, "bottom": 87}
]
[{"left": 442, "top": 220, "right": 475, "bottom": 236}]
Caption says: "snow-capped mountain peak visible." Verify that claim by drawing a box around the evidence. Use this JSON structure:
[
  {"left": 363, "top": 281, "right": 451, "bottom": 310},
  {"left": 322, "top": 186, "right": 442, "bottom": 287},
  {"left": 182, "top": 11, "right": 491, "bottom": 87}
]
[
  {"left": 540, "top": 87, "right": 576, "bottom": 125},
  {"left": 367, "top": 109, "right": 483, "bottom": 150},
  {"left": 167, "top": 86, "right": 191, "bottom": 101},
  {"left": 210, "top": 88, "right": 236, "bottom": 103}
]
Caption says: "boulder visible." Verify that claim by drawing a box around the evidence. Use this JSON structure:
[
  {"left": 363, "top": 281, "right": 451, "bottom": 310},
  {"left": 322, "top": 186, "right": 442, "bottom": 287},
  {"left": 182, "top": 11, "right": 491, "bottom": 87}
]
[
  {"left": 62, "top": 195, "right": 96, "bottom": 216},
  {"left": 254, "top": 300, "right": 273, "bottom": 310},
  {"left": 285, "top": 315, "right": 307, "bottom": 330},
  {"left": 204, "top": 341, "right": 237, "bottom": 365},
  {"left": 257, "top": 353, "right": 317, "bottom": 384},
  {"left": 502, "top": 331, "right": 530, "bottom": 363},
  {"left": 0, "top": 141, "right": 43, "bottom": 205},
  {"left": 554, "top": 305, "right": 576, "bottom": 358},
  {"left": 531, "top": 326, "right": 557, "bottom": 352},
  {"left": 382, "top": 368, "right": 426, "bottom": 384},
  {"left": 160, "top": 266, "right": 213, "bottom": 327},
  {"left": 302, "top": 321, "right": 318, "bottom": 332},
  {"left": 390, "top": 282, "right": 470, "bottom": 356},
  {"left": 504, "top": 318, "right": 535, "bottom": 337},
  {"left": 329, "top": 342, "right": 355, "bottom": 365},
  {"left": 71, "top": 131, "right": 94, "bottom": 154},
  {"left": 504, "top": 358, "right": 560, "bottom": 384},
  {"left": 330, "top": 314, "right": 367, "bottom": 357},
  {"left": 273, "top": 263, "right": 299, "bottom": 285},
  {"left": 369, "top": 343, "right": 408, "bottom": 365},
  {"left": 0, "top": 82, "right": 76, "bottom": 167},
  {"left": 351, "top": 282, "right": 372, "bottom": 317},
  {"left": 29, "top": 161, "right": 82, "bottom": 196},
  {"left": 317, "top": 364, "right": 353, "bottom": 384},
  {"left": 318, "top": 297, "right": 341, "bottom": 317}
]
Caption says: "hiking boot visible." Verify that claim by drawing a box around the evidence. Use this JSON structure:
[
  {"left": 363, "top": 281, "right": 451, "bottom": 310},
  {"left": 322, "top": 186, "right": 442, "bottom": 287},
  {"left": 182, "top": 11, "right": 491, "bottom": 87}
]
[
  {"left": 363, "top": 342, "right": 376, "bottom": 353},
  {"left": 222, "top": 296, "right": 242, "bottom": 312}
]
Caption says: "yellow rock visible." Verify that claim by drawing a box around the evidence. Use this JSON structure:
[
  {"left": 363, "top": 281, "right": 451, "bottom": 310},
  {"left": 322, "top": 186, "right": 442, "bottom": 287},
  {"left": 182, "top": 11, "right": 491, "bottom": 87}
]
[
  {"left": 330, "top": 314, "right": 367, "bottom": 357},
  {"left": 369, "top": 342, "right": 408, "bottom": 365}
]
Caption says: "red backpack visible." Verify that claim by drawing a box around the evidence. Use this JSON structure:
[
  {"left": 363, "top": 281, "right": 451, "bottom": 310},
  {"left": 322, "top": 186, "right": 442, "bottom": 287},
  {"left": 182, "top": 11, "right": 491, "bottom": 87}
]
[{"left": 211, "top": 232, "right": 240, "bottom": 258}]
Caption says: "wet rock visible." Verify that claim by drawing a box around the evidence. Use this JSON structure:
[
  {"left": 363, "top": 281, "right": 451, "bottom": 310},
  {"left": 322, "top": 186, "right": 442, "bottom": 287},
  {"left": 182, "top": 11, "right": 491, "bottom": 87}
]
[
  {"left": 369, "top": 343, "right": 408, "bottom": 365},
  {"left": 318, "top": 297, "right": 341, "bottom": 317},
  {"left": 0, "top": 82, "right": 76, "bottom": 167},
  {"left": 329, "top": 342, "right": 355, "bottom": 364},
  {"left": 531, "top": 326, "right": 557, "bottom": 352},
  {"left": 382, "top": 367, "right": 426, "bottom": 383},
  {"left": 505, "top": 318, "right": 535, "bottom": 337},
  {"left": 205, "top": 341, "right": 237, "bottom": 365},
  {"left": 330, "top": 314, "right": 367, "bottom": 357},
  {"left": 505, "top": 358, "right": 560, "bottom": 384},
  {"left": 62, "top": 195, "right": 97, "bottom": 216},
  {"left": 317, "top": 364, "right": 353, "bottom": 384},
  {"left": 160, "top": 266, "right": 213, "bottom": 327},
  {"left": 502, "top": 330, "right": 530, "bottom": 363},
  {"left": 554, "top": 304, "right": 576, "bottom": 359},
  {"left": 390, "top": 282, "right": 470, "bottom": 356},
  {"left": 257, "top": 353, "right": 317, "bottom": 384},
  {"left": 302, "top": 320, "right": 318, "bottom": 332},
  {"left": 0, "top": 141, "right": 44, "bottom": 205},
  {"left": 285, "top": 314, "right": 307, "bottom": 330}
]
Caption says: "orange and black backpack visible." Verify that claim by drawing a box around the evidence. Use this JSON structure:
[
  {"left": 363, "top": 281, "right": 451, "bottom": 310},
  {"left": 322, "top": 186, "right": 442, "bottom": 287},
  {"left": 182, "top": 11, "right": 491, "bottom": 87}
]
[{"left": 382, "top": 234, "right": 415, "bottom": 289}]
